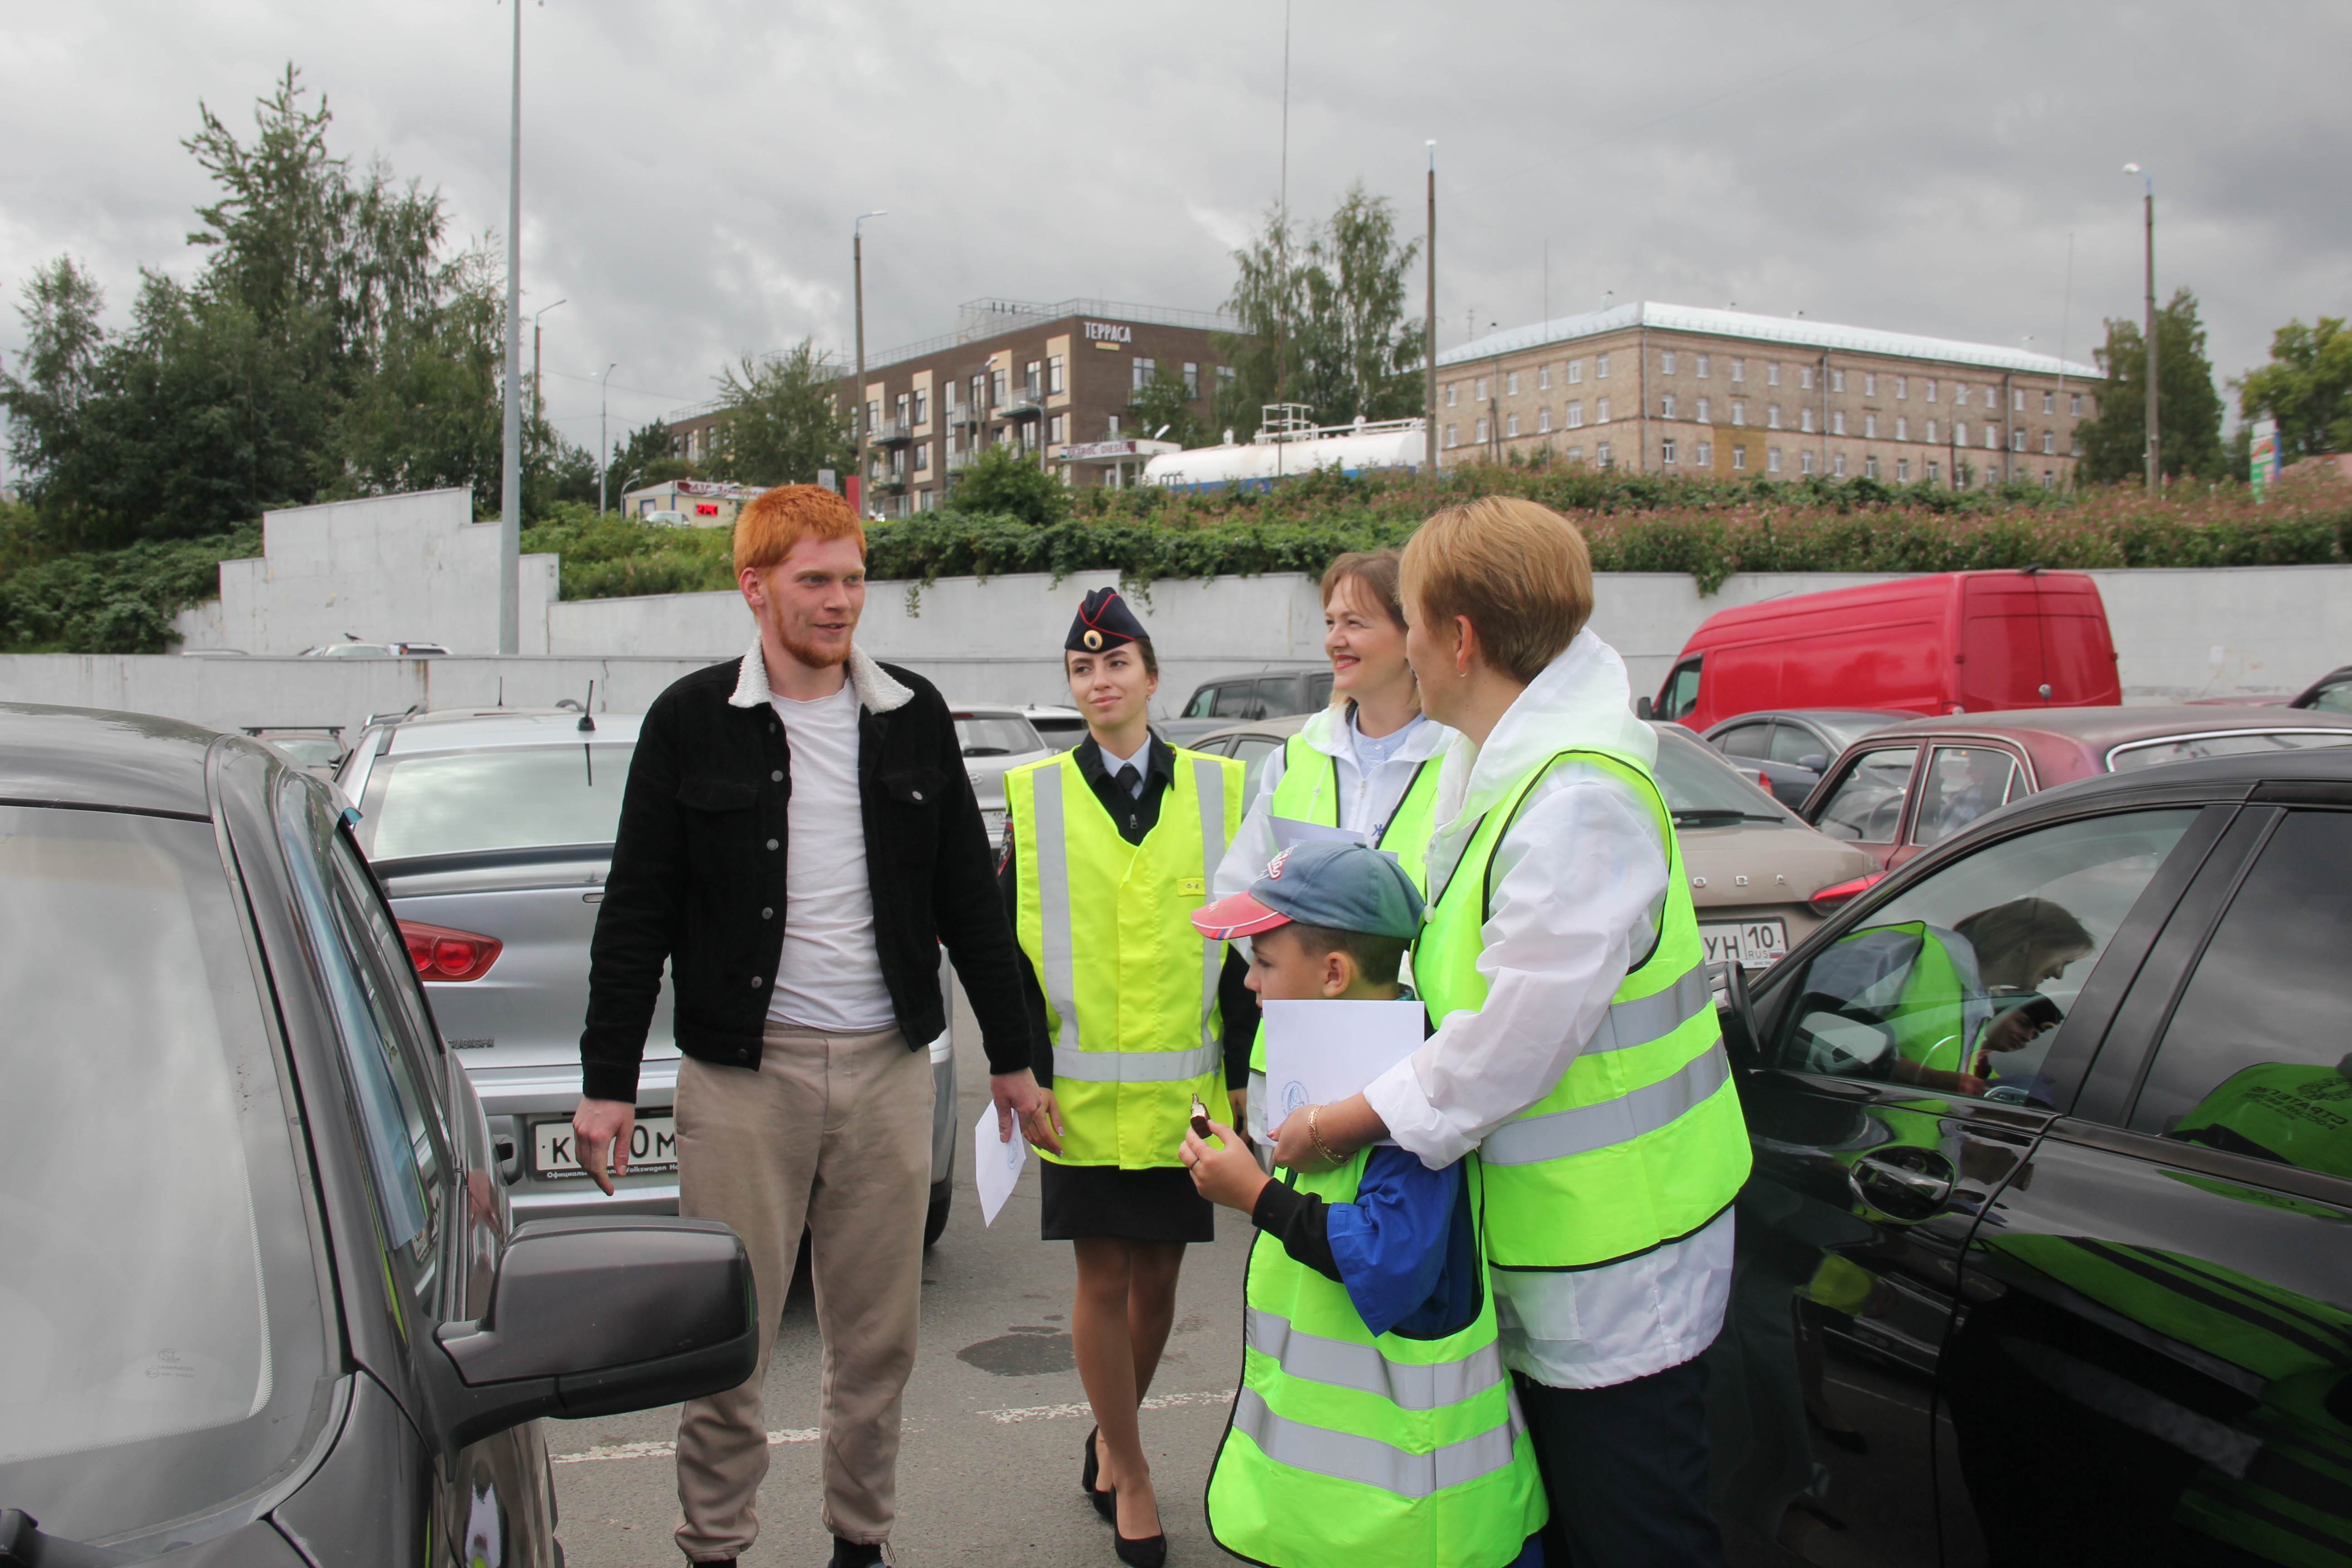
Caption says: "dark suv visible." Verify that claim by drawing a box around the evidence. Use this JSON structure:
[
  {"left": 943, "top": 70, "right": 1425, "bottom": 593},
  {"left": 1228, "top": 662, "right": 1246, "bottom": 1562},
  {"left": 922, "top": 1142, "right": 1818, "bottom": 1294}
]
[{"left": 1710, "top": 744, "right": 2352, "bottom": 1567}]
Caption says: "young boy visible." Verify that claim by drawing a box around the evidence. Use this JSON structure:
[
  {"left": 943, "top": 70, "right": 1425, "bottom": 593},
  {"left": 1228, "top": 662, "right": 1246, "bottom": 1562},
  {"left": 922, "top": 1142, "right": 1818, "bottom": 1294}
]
[{"left": 1181, "top": 841, "right": 1545, "bottom": 1568}]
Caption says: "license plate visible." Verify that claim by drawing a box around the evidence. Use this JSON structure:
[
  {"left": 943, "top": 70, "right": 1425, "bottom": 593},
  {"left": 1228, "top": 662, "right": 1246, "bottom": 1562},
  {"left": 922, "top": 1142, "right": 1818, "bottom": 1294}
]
[
  {"left": 534, "top": 1115, "right": 678, "bottom": 1178},
  {"left": 1700, "top": 918, "right": 1789, "bottom": 969}
]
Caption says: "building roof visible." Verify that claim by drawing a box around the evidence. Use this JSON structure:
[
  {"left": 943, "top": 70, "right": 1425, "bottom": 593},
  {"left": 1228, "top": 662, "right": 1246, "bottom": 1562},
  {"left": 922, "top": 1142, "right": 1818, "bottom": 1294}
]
[{"left": 1434, "top": 301, "right": 2101, "bottom": 380}]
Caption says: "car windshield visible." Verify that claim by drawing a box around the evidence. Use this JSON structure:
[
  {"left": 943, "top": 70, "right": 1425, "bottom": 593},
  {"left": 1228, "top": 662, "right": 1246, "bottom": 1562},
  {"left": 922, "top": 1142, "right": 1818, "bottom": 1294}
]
[
  {"left": 0, "top": 805, "right": 331, "bottom": 1544},
  {"left": 2108, "top": 729, "right": 2352, "bottom": 772},
  {"left": 356, "top": 743, "right": 637, "bottom": 858},
  {"left": 1653, "top": 728, "right": 1790, "bottom": 824},
  {"left": 954, "top": 715, "right": 1043, "bottom": 757}
]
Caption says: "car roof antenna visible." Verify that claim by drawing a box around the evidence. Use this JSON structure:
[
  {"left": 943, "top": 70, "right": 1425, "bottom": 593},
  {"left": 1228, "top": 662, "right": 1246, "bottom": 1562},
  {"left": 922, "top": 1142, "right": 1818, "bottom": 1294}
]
[{"left": 578, "top": 679, "right": 597, "bottom": 733}]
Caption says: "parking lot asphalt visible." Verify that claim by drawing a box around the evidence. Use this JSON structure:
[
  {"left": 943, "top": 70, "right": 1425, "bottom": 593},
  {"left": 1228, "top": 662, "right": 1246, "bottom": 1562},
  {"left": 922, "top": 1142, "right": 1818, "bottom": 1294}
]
[{"left": 548, "top": 978, "right": 1252, "bottom": 1568}]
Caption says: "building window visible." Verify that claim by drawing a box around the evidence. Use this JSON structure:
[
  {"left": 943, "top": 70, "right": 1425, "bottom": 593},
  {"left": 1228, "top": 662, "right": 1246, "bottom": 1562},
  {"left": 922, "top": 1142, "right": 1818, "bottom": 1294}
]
[
  {"left": 1864, "top": 372, "right": 1878, "bottom": 397},
  {"left": 1924, "top": 379, "right": 1938, "bottom": 402},
  {"left": 2011, "top": 426, "right": 2027, "bottom": 452},
  {"left": 1926, "top": 459, "right": 1940, "bottom": 484},
  {"left": 1567, "top": 401, "right": 1584, "bottom": 428},
  {"left": 1044, "top": 355, "right": 1063, "bottom": 396},
  {"left": 1505, "top": 371, "right": 1520, "bottom": 396},
  {"left": 1696, "top": 353, "right": 1710, "bottom": 379},
  {"left": 1132, "top": 357, "right": 1156, "bottom": 392},
  {"left": 1895, "top": 376, "right": 1907, "bottom": 400},
  {"left": 866, "top": 399, "right": 882, "bottom": 430},
  {"left": 1537, "top": 406, "right": 1552, "bottom": 433},
  {"left": 1183, "top": 362, "right": 1199, "bottom": 398},
  {"left": 896, "top": 393, "right": 913, "bottom": 425},
  {"left": 1597, "top": 441, "right": 1612, "bottom": 466},
  {"left": 1833, "top": 410, "right": 1847, "bottom": 436},
  {"left": 1864, "top": 455, "right": 1879, "bottom": 479},
  {"left": 1597, "top": 353, "right": 1611, "bottom": 379},
  {"left": 990, "top": 369, "right": 1007, "bottom": 407},
  {"left": 1662, "top": 437, "right": 1678, "bottom": 465},
  {"left": 1767, "top": 361, "right": 1782, "bottom": 387},
  {"left": 1568, "top": 359, "right": 1584, "bottom": 384},
  {"left": 1695, "top": 440, "right": 1713, "bottom": 466},
  {"left": 1956, "top": 383, "right": 1972, "bottom": 407},
  {"left": 1768, "top": 446, "right": 1782, "bottom": 473},
  {"left": 1800, "top": 407, "right": 1815, "bottom": 433},
  {"left": 1596, "top": 397, "right": 1611, "bottom": 423},
  {"left": 1505, "top": 412, "right": 1520, "bottom": 437},
  {"left": 1695, "top": 397, "right": 1710, "bottom": 423},
  {"left": 1731, "top": 399, "right": 1746, "bottom": 426},
  {"left": 1954, "top": 421, "right": 1968, "bottom": 446},
  {"left": 2040, "top": 389, "right": 2053, "bottom": 414},
  {"left": 1445, "top": 382, "right": 1458, "bottom": 407},
  {"left": 1864, "top": 413, "right": 1877, "bottom": 439},
  {"left": 1538, "top": 363, "right": 1552, "bottom": 391},
  {"left": 1767, "top": 404, "right": 1782, "bottom": 430},
  {"left": 1444, "top": 423, "right": 1458, "bottom": 448},
  {"left": 1475, "top": 417, "right": 1490, "bottom": 443},
  {"left": 1799, "top": 365, "right": 1815, "bottom": 391},
  {"left": 1023, "top": 361, "right": 1042, "bottom": 397},
  {"left": 1895, "top": 416, "right": 1908, "bottom": 441},
  {"left": 1834, "top": 452, "right": 1849, "bottom": 477},
  {"left": 1731, "top": 358, "right": 1746, "bottom": 383},
  {"left": 915, "top": 391, "right": 931, "bottom": 424},
  {"left": 1831, "top": 368, "right": 1847, "bottom": 392},
  {"left": 1925, "top": 419, "right": 1937, "bottom": 443},
  {"left": 1732, "top": 444, "right": 1746, "bottom": 470},
  {"left": 2072, "top": 430, "right": 2084, "bottom": 456},
  {"left": 2042, "top": 429, "right": 2056, "bottom": 455},
  {"left": 1800, "top": 450, "right": 1817, "bottom": 475},
  {"left": 1047, "top": 414, "right": 1066, "bottom": 445},
  {"left": 1218, "top": 365, "right": 1235, "bottom": 390},
  {"left": 2070, "top": 392, "right": 2084, "bottom": 416},
  {"left": 1567, "top": 446, "right": 1584, "bottom": 464},
  {"left": 2043, "top": 469, "right": 2057, "bottom": 489},
  {"left": 1661, "top": 350, "right": 1677, "bottom": 375},
  {"left": 1986, "top": 426, "right": 2001, "bottom": 451},
  {"left": 914, "top": 441, "right": 931, "bottom": 472},
  {"left": 2013, "top": 388, "right": 2026, "bottom": 412},
  {"left": 1661, "top": 393, "right": 1677, "bottom": 419},
  {"left": 1475, "top": 376, "right": 1490, "bottom": 401}
]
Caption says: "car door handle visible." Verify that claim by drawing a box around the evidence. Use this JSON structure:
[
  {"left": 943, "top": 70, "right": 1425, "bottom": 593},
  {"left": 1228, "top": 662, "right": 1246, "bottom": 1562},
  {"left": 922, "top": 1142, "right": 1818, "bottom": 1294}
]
[{"left": 1850, "top": 1148, "right": 1957, "bottom": 1220}]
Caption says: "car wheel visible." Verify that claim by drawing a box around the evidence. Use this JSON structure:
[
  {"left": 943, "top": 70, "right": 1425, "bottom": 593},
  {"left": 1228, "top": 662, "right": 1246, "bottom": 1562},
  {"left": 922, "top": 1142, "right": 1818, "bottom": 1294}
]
[{"left": 924, "top": 1176, "right": 952, "bottom": 1248}]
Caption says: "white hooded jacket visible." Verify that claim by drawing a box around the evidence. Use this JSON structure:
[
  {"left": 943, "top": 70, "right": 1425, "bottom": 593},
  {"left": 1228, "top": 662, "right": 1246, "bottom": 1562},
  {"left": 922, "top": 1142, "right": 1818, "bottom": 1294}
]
[{"left": 1211, "top": 700, "right": 1456, "bottom": 901}]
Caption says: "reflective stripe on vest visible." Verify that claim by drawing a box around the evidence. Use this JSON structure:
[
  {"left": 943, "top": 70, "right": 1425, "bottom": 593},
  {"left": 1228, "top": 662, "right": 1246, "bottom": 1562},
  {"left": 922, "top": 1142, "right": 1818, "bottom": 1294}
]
[
  {"left": 1414, "top": 746, "right": 1752, "bottom": 1272},
  {"left": 1245, "top": 1307, "right": 1507, "bottom": 1411},
  {"left": 1008, "top": 748, "right": 1243, "bottom": 1166},
  {"left": 1229, "top": 1386, "right": 1524, "bottom": 1499}
]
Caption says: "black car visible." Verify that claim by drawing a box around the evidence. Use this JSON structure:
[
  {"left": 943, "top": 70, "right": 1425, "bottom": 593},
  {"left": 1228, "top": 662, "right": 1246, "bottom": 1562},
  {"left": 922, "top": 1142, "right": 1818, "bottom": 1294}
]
[
  {"left": 1703, "top": 707, "right": 1915, "bottom": 808},
  {"left": 1707, "top": 742, "right": 2352, "bottom": 1566},
  {"left": 0, "top": 704, "right": 755, "bottom": 1563}
]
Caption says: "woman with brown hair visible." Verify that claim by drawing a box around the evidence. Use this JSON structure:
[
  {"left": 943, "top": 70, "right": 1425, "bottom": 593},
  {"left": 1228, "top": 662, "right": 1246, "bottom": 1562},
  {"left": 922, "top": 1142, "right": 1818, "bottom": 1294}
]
[{"left": 1210, "top": 549, "right": 1455, "bottom": 1140}]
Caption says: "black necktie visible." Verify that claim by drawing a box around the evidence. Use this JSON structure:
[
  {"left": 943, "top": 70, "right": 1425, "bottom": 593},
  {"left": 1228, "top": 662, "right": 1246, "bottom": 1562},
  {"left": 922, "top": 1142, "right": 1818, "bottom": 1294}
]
[{"left": 1113, "top": 764, "right": 1142, "bottom": 798}]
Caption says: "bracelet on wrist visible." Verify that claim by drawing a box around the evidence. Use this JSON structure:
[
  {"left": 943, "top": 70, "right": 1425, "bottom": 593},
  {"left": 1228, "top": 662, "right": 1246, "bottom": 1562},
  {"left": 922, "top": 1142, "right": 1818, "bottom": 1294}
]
[{"left": 1306, "top": 1104, "right": 1343, "bottom": 1165}]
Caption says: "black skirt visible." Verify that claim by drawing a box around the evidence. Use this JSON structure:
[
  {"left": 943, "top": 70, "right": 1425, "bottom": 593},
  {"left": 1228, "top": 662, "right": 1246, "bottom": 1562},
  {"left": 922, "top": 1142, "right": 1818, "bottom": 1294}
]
[{"left": 1039, "top": 1160, "right": 1215, "bottom": 1244}]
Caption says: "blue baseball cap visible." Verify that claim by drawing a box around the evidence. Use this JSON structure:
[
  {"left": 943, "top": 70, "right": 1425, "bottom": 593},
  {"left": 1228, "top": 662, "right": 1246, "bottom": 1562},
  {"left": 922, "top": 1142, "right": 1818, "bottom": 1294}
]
[{"left": 1191, "top": 840, "right": 1426, "bottom": 941}]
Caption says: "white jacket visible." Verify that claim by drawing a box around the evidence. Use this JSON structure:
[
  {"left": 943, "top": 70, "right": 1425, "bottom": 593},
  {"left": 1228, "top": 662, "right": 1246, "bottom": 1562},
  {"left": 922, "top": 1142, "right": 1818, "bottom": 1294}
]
[
  {"left": 1363, "top": 628, "right": 1733, "bottom": 1389},
  {"left": 1211, "top": 702, "right": 1455, "bottom": 899}
]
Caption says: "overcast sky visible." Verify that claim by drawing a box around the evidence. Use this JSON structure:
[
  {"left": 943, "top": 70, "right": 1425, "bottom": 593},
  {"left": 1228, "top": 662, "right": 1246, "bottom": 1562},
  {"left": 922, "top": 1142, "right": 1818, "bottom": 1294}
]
[{"left": 4, "top": 0, "right": 2347, "bottom": 455}]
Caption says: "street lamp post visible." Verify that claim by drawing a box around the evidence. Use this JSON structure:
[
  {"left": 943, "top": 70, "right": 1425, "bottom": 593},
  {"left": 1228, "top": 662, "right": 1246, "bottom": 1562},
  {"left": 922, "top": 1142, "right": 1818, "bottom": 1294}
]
[
  {"left": 497, "top": 0, "right": 524, "bottom": 655},
  {"left": 2124, "top": 163, "right": 2158, "bottom": 493},
  {"left": 1424, "top": 141, "right": 1437, "bottom": 475},
  {"left": 531, "top": 298, "right": 566, "bottom": 419},
  {"left": 853, "top": 211, "right": 887, "bottom": 516},
  {"left": 598, "top": 363, "right": 618, "bottom": 516}
]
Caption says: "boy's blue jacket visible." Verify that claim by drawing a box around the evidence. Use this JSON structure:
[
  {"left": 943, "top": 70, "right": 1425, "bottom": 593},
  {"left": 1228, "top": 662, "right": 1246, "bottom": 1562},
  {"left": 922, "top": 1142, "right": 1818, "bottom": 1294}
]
[{"left": 1251, "top": 1146, "right": 1479, "bottom": 1338}]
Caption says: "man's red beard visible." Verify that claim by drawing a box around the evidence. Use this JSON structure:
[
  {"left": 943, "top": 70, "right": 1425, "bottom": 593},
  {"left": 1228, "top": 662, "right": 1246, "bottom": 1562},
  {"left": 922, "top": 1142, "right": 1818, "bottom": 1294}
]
[{"left": 768, "top": 603, "right": 853, "bottom": 671}]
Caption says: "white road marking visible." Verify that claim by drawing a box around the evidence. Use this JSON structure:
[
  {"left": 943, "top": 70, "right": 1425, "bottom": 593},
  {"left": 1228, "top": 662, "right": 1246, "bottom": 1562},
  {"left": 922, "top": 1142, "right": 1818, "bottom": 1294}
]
[
  {"left": 980, "top": 1390, "right": 1234, "bottom": 1426},
  {"left": 552, "top": 1428, "right": 821, "bottom": 1465}
]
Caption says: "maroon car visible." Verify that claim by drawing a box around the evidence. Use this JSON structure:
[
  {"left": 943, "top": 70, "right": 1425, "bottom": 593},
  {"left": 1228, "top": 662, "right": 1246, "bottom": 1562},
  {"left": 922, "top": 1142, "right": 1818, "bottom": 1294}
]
[{"left": 1798, "top": 705, "right": 2352, "bottom": 870}]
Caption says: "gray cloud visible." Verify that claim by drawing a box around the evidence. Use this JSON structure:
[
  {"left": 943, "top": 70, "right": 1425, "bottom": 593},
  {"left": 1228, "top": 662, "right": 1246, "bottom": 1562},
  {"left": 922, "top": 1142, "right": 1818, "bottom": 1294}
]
[{"left": 2, "top": 0, "right": 2345, "bottom": 454}]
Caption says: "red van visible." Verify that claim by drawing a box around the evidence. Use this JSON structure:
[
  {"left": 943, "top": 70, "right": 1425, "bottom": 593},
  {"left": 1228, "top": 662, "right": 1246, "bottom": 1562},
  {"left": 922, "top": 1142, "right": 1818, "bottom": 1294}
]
[{"left": 1642, "top": 570, "right": 2121, "bottom": 732}]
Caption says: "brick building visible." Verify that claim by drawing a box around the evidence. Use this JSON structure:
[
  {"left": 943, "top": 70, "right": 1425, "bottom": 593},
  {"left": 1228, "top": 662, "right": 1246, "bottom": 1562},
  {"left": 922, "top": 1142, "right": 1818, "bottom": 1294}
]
[
  {"left": 1433, "top": 303, "right": 2101, "bottom": 488},
  {"left": 666, "top": 297, "right": 1240, "bottom": 516}
]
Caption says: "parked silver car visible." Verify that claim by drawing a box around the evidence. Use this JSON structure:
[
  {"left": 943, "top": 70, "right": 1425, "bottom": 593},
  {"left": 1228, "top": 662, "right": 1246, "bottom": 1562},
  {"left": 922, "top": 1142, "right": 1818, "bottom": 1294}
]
[
  {"left": 338, "top": 706, "right": 962, "bottom": 1244},
  {"left": 951, "top": 704, "right": 1056, "bottom": 842}
]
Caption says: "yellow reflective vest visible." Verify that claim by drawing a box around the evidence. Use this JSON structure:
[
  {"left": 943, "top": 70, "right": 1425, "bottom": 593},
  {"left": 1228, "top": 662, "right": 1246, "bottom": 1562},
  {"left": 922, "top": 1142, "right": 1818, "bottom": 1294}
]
[{"left": 1004, "top": 746, "right": 1244, "bottom": 1167}]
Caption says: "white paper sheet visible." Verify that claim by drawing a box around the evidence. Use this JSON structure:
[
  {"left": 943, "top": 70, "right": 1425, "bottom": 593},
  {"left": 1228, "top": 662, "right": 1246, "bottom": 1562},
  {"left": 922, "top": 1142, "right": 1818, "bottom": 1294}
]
[
  {"left": 1259, "top": 998, "right": 1425, "bottom": 1126},
  {"left": 1269, "top": 815, "right": 1370, "bottom": 850},
  {"left": 973, "top": 1102, "right": 1029, "bottom": 1227}
]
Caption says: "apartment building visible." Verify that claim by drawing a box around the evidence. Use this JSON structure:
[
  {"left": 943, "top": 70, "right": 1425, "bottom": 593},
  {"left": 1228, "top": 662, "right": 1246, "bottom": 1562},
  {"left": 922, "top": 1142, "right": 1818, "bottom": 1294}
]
[
  {"left": 1432, "top": 302, "right": 2101, "bottom": 488},
  {"left": 667, "top": 298, "right": 1238, "bottom": 516}
]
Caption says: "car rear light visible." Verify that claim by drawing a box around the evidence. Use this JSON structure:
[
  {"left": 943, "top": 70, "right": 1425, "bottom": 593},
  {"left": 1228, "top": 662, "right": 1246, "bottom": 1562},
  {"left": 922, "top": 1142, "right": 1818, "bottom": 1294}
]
[
  {"left": 400, "top": 920, "right": 503, "bottom": 981},
  {"left": 1808, "top": 873, "right": 1885, "bottom": 916}
]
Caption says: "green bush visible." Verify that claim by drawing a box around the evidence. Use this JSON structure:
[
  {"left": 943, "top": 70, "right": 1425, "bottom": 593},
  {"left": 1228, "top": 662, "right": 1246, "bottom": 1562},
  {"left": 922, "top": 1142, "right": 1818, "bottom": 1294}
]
[{"left": 0, "top": 522, "right": 261, "bottom": 652}]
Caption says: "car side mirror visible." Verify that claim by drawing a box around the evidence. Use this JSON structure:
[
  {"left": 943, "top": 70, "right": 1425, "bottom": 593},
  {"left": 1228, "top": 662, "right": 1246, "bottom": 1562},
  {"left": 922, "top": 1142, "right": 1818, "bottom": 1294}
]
[
  {"left": 1714, "top": 960, "right": 1764, "bottom": 1070},
  {"left": 422, "top": 1216, "right": 755, "bottom": 1455},
  {"left": 1798, "top": 754, "right": 1829, "bottom": 772},
  {"left": 1634, "top": 696, "right": 1655, "bottom": 720}
]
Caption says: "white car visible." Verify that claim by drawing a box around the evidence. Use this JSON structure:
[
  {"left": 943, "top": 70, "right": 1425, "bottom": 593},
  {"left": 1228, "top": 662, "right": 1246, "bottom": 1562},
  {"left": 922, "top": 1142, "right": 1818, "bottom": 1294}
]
[{"left": 951, "top": 705, "right": 1058, "bottom": 842}]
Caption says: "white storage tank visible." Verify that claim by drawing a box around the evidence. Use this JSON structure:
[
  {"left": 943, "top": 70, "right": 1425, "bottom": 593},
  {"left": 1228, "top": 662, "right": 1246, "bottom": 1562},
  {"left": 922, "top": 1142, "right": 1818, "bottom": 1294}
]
[{"left": 1142, "top": 413, "right": 1426, "bottom": 492}]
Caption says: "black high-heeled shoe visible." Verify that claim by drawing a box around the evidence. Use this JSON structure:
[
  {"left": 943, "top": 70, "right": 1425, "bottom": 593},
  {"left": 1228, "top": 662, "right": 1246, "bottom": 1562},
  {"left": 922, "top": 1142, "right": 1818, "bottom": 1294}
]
[
  {"left": 1083, "top": 1427, "right": 1116, "bottom": 1521},
  {"left": 1114, "top": 1529, "right": 1167, "bottom": 1568}
]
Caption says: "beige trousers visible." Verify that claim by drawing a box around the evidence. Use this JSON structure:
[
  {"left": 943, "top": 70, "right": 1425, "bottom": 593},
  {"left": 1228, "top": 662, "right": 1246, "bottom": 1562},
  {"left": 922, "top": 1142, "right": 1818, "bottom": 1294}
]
[{"left": 672, "top": 1022, "right": 935, "bottom": 1561}]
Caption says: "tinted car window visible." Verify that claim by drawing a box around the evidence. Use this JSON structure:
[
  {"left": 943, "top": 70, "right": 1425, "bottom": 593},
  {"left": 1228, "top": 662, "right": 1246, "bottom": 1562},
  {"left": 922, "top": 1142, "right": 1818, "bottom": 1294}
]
[
  {"left": 1308, "top": 671, "right": 1335, "bottom": 706},
  {"left": 1716, "top": 722, "right": 1771, "bottom": 760},
  {"left": 355, "top": 743, "right": 636, "bottom": 858},
  {"left": 1813, "top": 745, "right": 1917, "bottom": 842},
  {"left": 1911, "top": 745, "right": 2023, "bottom": 848},
  {"left": 0, "top": 804, "right": 331, "bottom": 1544},
  {"left": 2129, "top": 809, "right": 2352, "bottom": 1162},
  {"left": 1653, "top": 727, "right": 1788, "bottom": 823},
  {"left": 1184, "top": 687, "right": 1217, "bottom": 719},
  {"left": 1774, "top": 809, "right": 2199, "bottom": 1106},
  {"left": 1769, "top": 723, "right": 1831, "bottom": 766},
  {"left": 1210, "top": 683, "right": 1258, "bottom": 719},
  {"left": 955, "top": 715, "right": 1043, "bottom": 756},
  {"left": 2108, "top": 729, "right": 2352, "bottom": 772},
  {"left": 1660, "top": 657, "right": 1702, "bottom": 721}
]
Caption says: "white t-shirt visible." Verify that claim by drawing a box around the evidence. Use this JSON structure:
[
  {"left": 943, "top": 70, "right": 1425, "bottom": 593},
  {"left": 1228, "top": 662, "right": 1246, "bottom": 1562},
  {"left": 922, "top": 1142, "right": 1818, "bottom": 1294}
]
[{"left": 766, "top": 682, "right": 897, "bottom": 1033}]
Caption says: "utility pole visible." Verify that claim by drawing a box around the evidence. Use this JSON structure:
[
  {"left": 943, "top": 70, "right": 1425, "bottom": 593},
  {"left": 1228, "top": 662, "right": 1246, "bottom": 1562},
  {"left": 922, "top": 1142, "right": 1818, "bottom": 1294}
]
[
  {"left": 531, "top": 297, "right": 566, "bottom": 419},
  {"left": 497, "top": 0, "right": 523, "bottom": 654},
  {"left": 598, "top": 363, "right": 617, "bottom": 516},
  {"left": 2124, "top": 164, "right": 2159, "bottom": 492},
  {"left": 1424, "top": 141, "right": 1437, "bottom": 475},
  {"left": 853, "top": 211, "right": 887, "bottom": 516}
]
